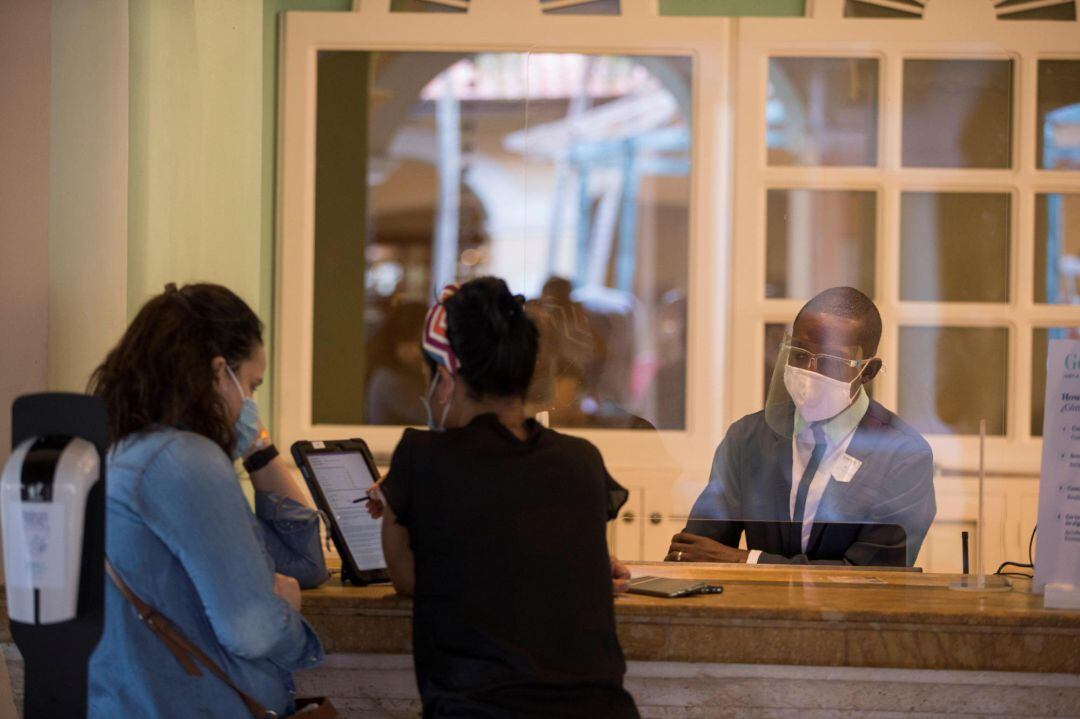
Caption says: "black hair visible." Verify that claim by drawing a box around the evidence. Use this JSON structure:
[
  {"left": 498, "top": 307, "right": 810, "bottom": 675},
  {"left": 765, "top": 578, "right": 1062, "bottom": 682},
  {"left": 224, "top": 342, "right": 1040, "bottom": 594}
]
[
  {"left": 436, "top": 276, "right": 539, "bottom": 399},
  {"left": 794, "top": 286, "right": 882, "bottom": 356}
]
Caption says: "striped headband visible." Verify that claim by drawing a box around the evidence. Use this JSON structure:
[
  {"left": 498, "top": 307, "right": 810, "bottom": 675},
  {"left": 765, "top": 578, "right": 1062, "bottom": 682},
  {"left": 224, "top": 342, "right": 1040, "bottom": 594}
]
[{"left": 421, "top": 284, "right": 460, "bottom": 374}]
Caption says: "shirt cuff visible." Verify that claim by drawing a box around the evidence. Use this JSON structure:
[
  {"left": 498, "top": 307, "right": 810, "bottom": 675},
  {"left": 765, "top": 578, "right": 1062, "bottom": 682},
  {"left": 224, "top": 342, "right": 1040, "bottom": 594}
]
[
  {"left": 254, "top": 491, "right": 320, "bottom": 527},
  {"left": 746, "top": 549, "right": 763, "bottom": 565}
]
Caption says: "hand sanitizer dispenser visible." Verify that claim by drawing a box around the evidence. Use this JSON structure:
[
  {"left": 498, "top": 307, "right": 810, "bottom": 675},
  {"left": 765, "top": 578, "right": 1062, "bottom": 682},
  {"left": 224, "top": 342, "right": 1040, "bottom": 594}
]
[{"left": 1, "top": 393, "right": 107, "bottom": 719}]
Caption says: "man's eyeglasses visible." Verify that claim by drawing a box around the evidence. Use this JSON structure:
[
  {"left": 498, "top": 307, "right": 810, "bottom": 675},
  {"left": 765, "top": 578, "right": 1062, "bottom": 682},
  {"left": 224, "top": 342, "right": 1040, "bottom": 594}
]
[{"left": 781, "top": 339, "right": 876, "bottom": 381}]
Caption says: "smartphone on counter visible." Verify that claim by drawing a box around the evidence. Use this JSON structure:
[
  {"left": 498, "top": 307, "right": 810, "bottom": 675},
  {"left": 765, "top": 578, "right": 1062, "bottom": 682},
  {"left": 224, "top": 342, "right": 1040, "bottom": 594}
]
[{"left": 626, "top": 576, "right": 723, "bottom": 598}]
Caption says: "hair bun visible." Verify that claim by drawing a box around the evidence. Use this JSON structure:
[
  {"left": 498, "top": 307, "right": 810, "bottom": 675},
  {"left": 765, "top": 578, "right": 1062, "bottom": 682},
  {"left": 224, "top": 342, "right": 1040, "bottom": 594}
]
[{"left": 442, "top": 277, "right": 539, "bottom": 399}]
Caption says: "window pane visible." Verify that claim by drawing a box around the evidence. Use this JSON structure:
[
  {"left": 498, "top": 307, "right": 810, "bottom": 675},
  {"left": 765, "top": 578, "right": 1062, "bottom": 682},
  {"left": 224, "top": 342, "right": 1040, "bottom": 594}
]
[
  {"left": 902, "top": 59, "right": 1013, "bottom": 169},
  {"left": 312, "top": 51, "right": 692, "bottom": 430},
  {"left": 659, "top": 0, "right": 806, "bottom": 16},
  {"left": 898, "top": 326, "right": 1009, "bottom": 436},
  {"left": 999, "top": 0, "right": 1076, "bottom": 20},
  {"left": 766, "top": 189, "right": 876, "bottom": 299},
  {"left": 1037, "top": 60, "right": 1080, "bottom": 171},
  {"left": 1032, "top": 327, "right": 1080, "bottom": 436},
  {"left": 767, "top": 57, "right": 879, "bottom": 166},
  {"left": 844, "top": 0, "right": 923, "bottom": 18},
  {"left": 390, "top": 0, "right": 467, "bottom": 12},
  {"left": 1034, "top": 193, "right": 1080, "bottom": 304},
  {"left": 900, "top": 192, "right": 1010, "bottom": 303},
  {"left": 541, "top": 0, "right": 621, "bottom": 14}
]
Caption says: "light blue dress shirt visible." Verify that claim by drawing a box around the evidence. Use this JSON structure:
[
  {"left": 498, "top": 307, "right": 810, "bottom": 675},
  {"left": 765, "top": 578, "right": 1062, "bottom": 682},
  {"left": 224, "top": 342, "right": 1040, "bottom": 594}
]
[{"left": 88, "top": 427, "right": 324, "bottom": 718}]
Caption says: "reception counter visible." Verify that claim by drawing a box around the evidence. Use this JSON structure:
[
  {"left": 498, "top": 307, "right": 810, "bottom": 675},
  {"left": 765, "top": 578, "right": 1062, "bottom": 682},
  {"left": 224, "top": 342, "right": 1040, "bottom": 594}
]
[
  {"left": 3, "top": 563, "right": 1080, "bottom": 717},
  {"left": 299, "top": 562, "right": 1080, "bottom": 674},
  {"left": 289, "top": 562, "right": 1080, "bottom": 717}
]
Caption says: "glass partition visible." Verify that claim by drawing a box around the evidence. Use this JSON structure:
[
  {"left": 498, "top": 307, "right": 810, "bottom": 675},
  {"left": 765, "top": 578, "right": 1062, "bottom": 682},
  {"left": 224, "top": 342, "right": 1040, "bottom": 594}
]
[
  {"left": 310, "top": 50, "right": 692, "bottom": 430},
  {"left": 286, "top": 9, "right": 1080, "bottom": 578}
]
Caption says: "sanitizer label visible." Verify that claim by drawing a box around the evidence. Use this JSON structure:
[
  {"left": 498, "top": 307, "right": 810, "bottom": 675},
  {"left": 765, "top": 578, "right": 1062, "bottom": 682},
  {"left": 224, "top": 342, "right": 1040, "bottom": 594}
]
[{"left": 2, "top": 502, "right": 67, "bottom": 590}]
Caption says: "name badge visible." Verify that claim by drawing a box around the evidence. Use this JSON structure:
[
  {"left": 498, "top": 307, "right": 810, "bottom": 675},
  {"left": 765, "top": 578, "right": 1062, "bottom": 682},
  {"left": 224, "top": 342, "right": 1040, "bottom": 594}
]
[{"left": 832, "top": 453, "right": 862, "bottom": 484}]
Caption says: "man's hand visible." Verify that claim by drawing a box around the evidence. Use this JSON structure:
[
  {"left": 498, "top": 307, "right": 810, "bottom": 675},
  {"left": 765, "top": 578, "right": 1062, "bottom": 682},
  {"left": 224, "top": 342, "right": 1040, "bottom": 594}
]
[
  {"left": 273, "top": 573, "right": 302, "bottom": 612},
  {"left": 610, "top": 555, "right": 631, "bottom": 594},
  {"left": 665, "top": 532, "right": 749, "bottom": 564}
]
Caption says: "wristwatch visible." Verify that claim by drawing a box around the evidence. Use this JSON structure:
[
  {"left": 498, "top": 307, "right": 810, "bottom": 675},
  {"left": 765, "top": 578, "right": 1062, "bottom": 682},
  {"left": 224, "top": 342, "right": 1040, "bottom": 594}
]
[{"left": 243, "top": 443, "right": 279, "bottom": 474}]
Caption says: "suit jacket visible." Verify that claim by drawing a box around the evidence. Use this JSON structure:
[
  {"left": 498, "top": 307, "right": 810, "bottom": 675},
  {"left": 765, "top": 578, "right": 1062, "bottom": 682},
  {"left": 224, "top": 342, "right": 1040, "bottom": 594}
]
[{"left": 686, "top": 401, "right": 936, "bottom": 566}]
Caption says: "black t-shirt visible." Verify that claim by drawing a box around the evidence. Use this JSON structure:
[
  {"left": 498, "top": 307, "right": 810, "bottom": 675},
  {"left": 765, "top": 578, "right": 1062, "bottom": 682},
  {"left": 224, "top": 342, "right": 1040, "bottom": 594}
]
[{"left": 382, "top": 414, "right": 639, "bottom": 719}]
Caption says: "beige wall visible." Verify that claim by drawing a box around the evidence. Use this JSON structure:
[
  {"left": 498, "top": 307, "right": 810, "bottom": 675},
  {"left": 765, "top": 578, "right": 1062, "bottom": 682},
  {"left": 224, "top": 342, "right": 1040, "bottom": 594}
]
[
  {"left": 48, "top": 0, "right": 129, "bottom": 394},
  {"left": 0, "top": 0, "right": 51, "bottom": 463},
  {"left": 0, "top": 2, "right": 51, "bottom": 710}
]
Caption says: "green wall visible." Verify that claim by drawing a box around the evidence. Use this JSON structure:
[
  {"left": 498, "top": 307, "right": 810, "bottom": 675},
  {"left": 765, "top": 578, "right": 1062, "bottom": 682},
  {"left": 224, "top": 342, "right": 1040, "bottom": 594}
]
[
  {"left": 659, "top": 0, "right": 806, "bottom": 16},
  {"left": 126, "top": 0, "right": 349, "bottom": 425}
]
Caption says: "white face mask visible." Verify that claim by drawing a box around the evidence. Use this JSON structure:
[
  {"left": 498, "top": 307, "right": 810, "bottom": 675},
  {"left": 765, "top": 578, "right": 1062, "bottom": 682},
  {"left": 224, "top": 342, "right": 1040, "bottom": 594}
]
[{"left": 783, "top": 365, "right": 862, "bottom": 423}]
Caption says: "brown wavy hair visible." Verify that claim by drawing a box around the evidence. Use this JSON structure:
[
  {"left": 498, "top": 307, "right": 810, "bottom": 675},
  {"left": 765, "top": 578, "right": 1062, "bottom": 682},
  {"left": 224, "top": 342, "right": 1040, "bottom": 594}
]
[{"left": 88, "top": 283, "right": 263, "bottom": 453}]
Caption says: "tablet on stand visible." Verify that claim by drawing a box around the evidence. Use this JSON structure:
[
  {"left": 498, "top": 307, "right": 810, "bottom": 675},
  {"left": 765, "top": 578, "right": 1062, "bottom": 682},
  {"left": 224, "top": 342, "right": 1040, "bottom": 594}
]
[{"left": 291, "top": 439, "right": 389, "bottom": 585}]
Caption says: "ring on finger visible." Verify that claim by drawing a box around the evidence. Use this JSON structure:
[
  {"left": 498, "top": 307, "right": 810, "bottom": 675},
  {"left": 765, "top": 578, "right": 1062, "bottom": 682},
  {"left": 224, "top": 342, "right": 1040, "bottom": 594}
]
[{"left": 675, "top": 550, "right": 683, "bottom": 561}]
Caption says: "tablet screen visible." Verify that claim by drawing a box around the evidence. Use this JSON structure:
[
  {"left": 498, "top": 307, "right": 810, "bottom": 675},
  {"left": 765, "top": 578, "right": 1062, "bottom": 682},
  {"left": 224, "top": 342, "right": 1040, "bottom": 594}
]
[{"left": 306, "top": 451, "right": 386, "bottom": 571}]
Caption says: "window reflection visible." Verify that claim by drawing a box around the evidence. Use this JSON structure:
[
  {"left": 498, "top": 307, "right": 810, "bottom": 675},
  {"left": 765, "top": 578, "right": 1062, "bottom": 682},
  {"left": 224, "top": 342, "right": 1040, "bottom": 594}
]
[
  {"left": 898, "top": 326, "right": 1009, "bottom": 436},
  {"left": 313, "top": 51, "right": 692, "bottom": 429},
  {"left": 900, "top": 192, "right": 1011, "bottom": 303},
  {"left": 767, "top": 57, "right": 879, "bottom": 167},
  {"left": 902, "top": 59, "right": 1013, "bottom": 169},
  {"left": 1034, "top": 193, "right": 1080, "bottom": 305},
  {"left": 1037, "top": 60, "right": 1080, "bottom": 170},
  {"left": 766, "top": 189, "right": 876, "bottom": 299}
]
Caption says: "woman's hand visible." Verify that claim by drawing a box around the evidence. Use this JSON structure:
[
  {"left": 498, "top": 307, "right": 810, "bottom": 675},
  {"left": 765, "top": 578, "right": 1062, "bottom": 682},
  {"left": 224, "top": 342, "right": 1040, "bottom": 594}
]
[
  {"left": 273, "top": 572, "right": 302, "bottom": 612},
  {"left": 610, "top": 555, "right": 631, "bottom": 594},
  {"left": 366, "top": 478, "right": 386, "bottom": 519}
]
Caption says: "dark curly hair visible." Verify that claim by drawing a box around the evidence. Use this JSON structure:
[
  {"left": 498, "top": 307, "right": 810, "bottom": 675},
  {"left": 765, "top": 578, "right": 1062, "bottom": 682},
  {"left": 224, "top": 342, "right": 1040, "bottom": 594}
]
[
  {"left": 88, "top": 283, "right": 263, "bottom": 453},
  {"left": 436, "top": 276, "right": 539, "bottom": 400}
]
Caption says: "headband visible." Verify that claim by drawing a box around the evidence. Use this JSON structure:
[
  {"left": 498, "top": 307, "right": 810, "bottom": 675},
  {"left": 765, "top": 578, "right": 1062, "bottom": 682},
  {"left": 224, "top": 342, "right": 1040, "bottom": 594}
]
[{"left": 421, "top": 284, "right": 460, "bottom": 374}]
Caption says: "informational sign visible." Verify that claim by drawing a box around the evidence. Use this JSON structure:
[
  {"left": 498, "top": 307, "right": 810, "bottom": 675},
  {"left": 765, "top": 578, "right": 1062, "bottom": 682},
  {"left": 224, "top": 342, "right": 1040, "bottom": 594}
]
[{"left": 1034, "top": 339, "right": 1080, "bottom": 596}]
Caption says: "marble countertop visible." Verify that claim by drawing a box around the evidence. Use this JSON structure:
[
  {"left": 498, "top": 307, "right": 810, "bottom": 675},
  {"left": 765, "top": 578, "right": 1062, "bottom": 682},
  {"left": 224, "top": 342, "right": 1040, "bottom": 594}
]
[{"left": 298, "top": 563, "right": 1080, "bottom": 673}]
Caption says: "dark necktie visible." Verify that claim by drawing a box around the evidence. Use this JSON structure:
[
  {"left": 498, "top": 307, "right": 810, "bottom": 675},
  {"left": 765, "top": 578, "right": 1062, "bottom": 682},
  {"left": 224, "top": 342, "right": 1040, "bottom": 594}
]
[{"left": 791, "top": 424, "right": 828, "bottom": 555}]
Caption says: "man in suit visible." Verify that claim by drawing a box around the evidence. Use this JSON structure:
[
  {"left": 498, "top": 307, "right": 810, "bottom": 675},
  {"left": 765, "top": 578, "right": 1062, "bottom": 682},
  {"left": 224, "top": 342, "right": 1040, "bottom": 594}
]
[{"left": 669, "top": 287, "right": 936, "bottom": 566}]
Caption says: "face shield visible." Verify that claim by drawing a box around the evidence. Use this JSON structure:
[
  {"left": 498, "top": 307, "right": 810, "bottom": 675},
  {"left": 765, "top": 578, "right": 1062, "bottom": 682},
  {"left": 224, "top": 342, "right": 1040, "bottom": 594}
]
[{"left": 765, "top": 333, "right": 879, "bottom": 438}]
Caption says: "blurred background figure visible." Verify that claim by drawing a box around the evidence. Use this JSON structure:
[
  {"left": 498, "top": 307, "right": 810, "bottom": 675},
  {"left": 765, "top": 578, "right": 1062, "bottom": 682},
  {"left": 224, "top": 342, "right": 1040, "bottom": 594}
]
[{"left": 365, "top": 300, "right": 428, "bottom": 425}]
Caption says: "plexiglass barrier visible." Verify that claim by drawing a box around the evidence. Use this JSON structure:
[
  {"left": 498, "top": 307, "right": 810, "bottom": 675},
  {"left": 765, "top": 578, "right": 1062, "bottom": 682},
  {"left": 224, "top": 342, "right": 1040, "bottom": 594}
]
[{"left": 301, "top": 40, "right": 1078, "bottom": 579}]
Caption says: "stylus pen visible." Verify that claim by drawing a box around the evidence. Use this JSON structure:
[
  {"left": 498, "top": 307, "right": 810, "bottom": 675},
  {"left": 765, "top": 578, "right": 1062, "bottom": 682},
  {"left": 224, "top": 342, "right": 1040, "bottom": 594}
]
[{"left": 352, "top": 496, "right": 371, "bottom": 504}]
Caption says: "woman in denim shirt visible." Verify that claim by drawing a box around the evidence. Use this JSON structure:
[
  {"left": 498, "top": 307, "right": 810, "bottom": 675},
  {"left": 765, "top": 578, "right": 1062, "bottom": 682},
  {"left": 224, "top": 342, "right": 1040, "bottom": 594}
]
[{"left": 87, "top": 283, "right": 325, "bottom": 718}]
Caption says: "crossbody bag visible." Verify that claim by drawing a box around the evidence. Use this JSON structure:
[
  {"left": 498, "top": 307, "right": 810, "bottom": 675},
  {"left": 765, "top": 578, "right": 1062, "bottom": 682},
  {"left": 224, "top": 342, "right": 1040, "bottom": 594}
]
[{"left": 105, "top": 559, "right": 339, "bottom": 719}]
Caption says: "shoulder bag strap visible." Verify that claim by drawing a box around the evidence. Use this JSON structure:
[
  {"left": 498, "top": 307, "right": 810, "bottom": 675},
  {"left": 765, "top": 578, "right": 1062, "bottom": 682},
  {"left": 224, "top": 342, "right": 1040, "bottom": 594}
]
[{"left": 105, "top": 558, "right": 276, "bottom": 719}]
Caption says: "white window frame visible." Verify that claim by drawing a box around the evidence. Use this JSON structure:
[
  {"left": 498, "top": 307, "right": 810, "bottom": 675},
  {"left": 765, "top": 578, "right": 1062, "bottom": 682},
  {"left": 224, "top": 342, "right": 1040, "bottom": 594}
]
[
  {"left": 274, "top": 0, "right": 734, "bottom": 479},
  {"left": 731, "top": 0, "right": 1080, "bottom": 475}
]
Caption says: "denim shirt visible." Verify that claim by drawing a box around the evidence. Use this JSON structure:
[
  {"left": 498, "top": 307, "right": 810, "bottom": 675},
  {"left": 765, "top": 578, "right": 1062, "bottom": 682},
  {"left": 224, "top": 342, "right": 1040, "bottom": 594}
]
[
  {"left": 88, "top": 428, "right": 325, "bottom": 718},
  {"left": 253, "top": 486, "right": 330, "bottom": 589}
]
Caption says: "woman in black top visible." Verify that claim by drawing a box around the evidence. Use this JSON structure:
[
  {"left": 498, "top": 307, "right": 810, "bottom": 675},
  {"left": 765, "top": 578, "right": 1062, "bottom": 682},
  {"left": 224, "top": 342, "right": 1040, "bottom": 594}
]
[{"left": 375, "top": 277, "right": 639, "bottom": 718}]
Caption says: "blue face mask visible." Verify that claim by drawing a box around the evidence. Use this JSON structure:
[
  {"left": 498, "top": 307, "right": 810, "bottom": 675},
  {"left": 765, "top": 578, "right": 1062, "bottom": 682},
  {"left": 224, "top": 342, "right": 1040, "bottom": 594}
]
[{"left": 226, "top": 365, "right": 260, "bottom": 459}]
